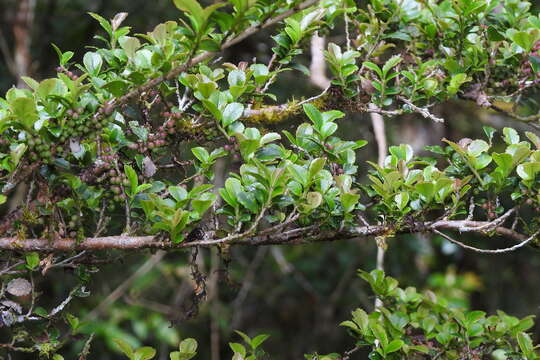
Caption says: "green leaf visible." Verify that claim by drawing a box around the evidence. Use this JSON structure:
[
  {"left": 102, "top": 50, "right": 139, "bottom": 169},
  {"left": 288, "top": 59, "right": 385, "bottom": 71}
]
[
  {"left": 370, "top": 322, "right": 388, "bottom": 348},
  {"left": 192, "top": 147, "right": 210, "bottom": 163},
  {"left": 304, "top": 191, "right": 323, "bottom": 210},
  {"left": 416, "top": 182, "right": 435, "bottom": 202},
  {"left": 363, "top": 61, "right": 383, "bottom": 78},
  {"left": 179, "top": 338, "right": 198, "bottom": 353},
  {"left": 526, "top": 131, "right": 540, "bottom": 149},
  {"left": 21, "top": 76, "right": 39, "bottom": 91},
  {"left": 308, "top": 158, "right": 326, "bottom": 179},
  {"left": 287, "top": 164, "right": 309, "bottom": 186},
  {"left": 37, "top": 78, "right": 68, "bottom": 99},
  {"left": 119, "top": 36, "right": 141, "bottom": 59},
  {"left": 113, "top": 338, "right": 134, "bottom": 359},
  {"left": 385, "top": 339, "right": 404, "bottom": 354},
  {"left": 88, "top": 12, "right": 113, "bottom": 37},
  {"left": 517, "top": 162, "right": 540, "bottom": 181},
  {"left": 83, "top": 52, "right": 103, "bottom": 76},
  {"left": 12, "top": 97, "right": 38, "bottom": 130},
  {"left": 382, "top": 55, "right": 402, "bottom": 77},
  {"left": 250, "top": 334, "right": 269, "bottom": 349},
  {"left": 492, "top": 153, "right": 514, "bottom": 176},
  {"left": 503, "top": 127, "right": 520, "bottom": 145},
  {"left": 124, "top": 165, "right": 138, "bottom": 196},
  {"left": 303, "top": 104, "right": 323, "bottom": 129},
  {"left": 0, "top": 195, "right": 6, "bottom": 205},
  {"left": 222, "top": 103, "right": 244, "bottom": 127},
  {"left": 229, "top": 343, "right": 246, "bottom": 356},
  {"left": 510, "top": 31, "right": 536, "bottom": 52},
  {"left": 341, "top": 192, "right": 360, "bottom": 213},
  {"left": 467, "top": 140, "right": 489, "bottom": 157},
  {"left": 517, "top": 332, "right": 534, "bottom": 356},
  {"left": 394, "top": 192, "right": 409, "bottom": 210},
  {"left": 134, "top": 347, "right": 156, "bottom": 360},
  {"left": 483, "top": 126, "right": 496, "bottom": 143},
  {"left": 237, "top": 192, "right": 258, "bottom": 213},
  {"left": 192, "top": 197, "right": 215, "bottom": 216},
  {"left": 260, "top": 132, "right": 281, "bottom": 145},
  {"left": 228, "top": 70, "right": 246, "bottom": 87},
  {"left": 447, "top": 73, "right": 470, "bottom": 95},
  {"left": 173, "top": 0, "right": 204, "bottom": 24},
  {"left": 169, "top": 186, "right": 188, "bottom": 202},
  {"left": 25, "top": 252, "right": 40, "bottom": 270}
]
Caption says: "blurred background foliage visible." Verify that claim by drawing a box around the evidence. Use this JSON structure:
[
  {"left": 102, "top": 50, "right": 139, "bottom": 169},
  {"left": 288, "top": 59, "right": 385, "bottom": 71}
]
[{"left": 1, "top": 0, "right": 540, "bottom": 358}]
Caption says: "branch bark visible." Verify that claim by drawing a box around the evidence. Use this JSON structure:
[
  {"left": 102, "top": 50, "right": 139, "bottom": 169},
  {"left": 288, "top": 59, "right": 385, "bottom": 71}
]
[{"left": 0, "top": 218, "right": 532, "bottom": 252}]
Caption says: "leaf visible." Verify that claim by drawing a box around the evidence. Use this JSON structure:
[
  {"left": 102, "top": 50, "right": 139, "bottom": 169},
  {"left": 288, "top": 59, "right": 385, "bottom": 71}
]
[
  {"left": 250, "top": 334, "right": 269, "bottom": 349},
  {"left": 237, "top": 192, "right": 258, "bottom": 213},
  {"left": 370, "top": 322, "right": 388, "bottom": 348},
  {"left": 341, "top": 192, "right": 360, "bottom": 213},
  {"left": 37, "top": 78, "right": 68, "bottom": 99},
  {"left": 88, "top": 12, "right": 113, "bottom": 37},
  {"left": 192, "top": 147, "right": 210, "bottom": 163},
  {"left": 447, "top": 73, "right": 470, "bottom": 95},
  {"left": 363, "top": 61, "right": 383, "bottom": 78},
  {"left": 229, "top": 343, "right": 246, "bottom": 356},
  {"left": 303, "top": 104, "right": 323, "bottom": 129},
  {"left": 517, "top": 162, "right": 540, "bottom": 181},
  {"left": 142, "top": 156, "right": 157, "bottom": 177},
  {"left": 134, "top": 347, "right": 156, "bottom": 360},
  {"left": 6, "top": 278, "right": 32, "bottom": 297},
  {"left": 260, "top": 133, "right": 281, "bottom": 145},
  {"left": 173, "top": 0, "right": 204, "bottom": 23},
  {"left": 192, "top": 197, "right": 215, "bottom": 216},
  {"left": 179, "top": 338, "right": 198, "bottom": 353},
  {"left": 222, "top": 103, "right": 244, "bottom": 127},
  {"left": 113, "top": 338, "right": 134, "bottom": 359},
  {"left": 320, "top": 122, "right": 338, "bottom": 138},
  {"left": 467, "top": 140, "right": 489, "bottom": 157},
  {"left": 526, "top": 131, "right": 540, "bottom": 149},
  {"left": 517, "top": 332, "right": 534, "bottom": 356},
  {"left": 234, "top": 331, "right": 252, "bottom": 346},
  {"left": 124, "top": 164, "right": 138, "bottom": 196},
  {"left": 492, "top": 153, "right": 513, "bottom": 176},
  {"left": 102, "top": 80, "right": 129, "bottom": 97},
  {"left": 308, "top": 158, "right": 326, "bottom": 179},
  {"left": 382, "top": 55, "right": 402, "bottom": 77},
  {"left": 169, "top": 186, "right": 188, "bottom": 202},
  {"left": 21, "top": 76, "right": 39, "bottom": 91},
  {"left": 510, "top": 31, "right": 535, "bottom": 52},
  {"left": 83, "top": 52, "right": 103, "bottom": 76},
  {"left": 12, "top": 97, "right": 38, "bottom": 130},
  {"left": 287, "top": 164, "right": 309, "bottom": 186},
  {"left": 305, "top": 191, "right": 323, "bottom": 210},
  {"left": 119, "top": 36, "right": 141, "bottom": 59},
  {"left": 134, "top": 49, "right": 153, "bottom": 69},
  {"left": 394, "top": 192, "right": 409, "bottom": 210},
  {"left": 503, "top": 127, "right": 520, "bottom": 145},
  {"left": 25, "top": 252, "right": 39, "bottom": 270},
  {"left": 228, "top": 69, "right": 246, "bottom": 87},
  {"left": 385, "top": 339, "right": 404, "bottom": 354}
]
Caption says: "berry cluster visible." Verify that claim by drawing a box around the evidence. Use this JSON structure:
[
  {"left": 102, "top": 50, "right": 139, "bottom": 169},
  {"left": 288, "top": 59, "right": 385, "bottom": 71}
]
[
  {"left": 26, "top": 136, "right": 55, "bottom": 163},
  {"left": 127, "top": 120, "right": 175, "bottom": 153},
  {"left": 56, "top": 66, "right": 79, "bottom": 81},
  {"left": 93, "top": 152, "right": 130, "bottom": 203},
  {"left": 223, "top": 137, "right": 240, "bottom": 160}
]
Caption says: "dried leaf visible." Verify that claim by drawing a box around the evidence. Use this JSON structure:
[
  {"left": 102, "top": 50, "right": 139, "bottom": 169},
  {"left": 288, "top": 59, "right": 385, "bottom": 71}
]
[
  {"left": 142, "top": 156, "right": 157, "bottom": 177},
  {"left": 111, "top": 12, "right": 128, "bottom": 31},
  {"left": 6, "top": 278, "right": 32, "bottom": 297}
]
